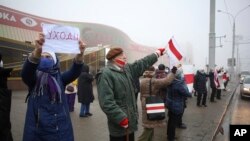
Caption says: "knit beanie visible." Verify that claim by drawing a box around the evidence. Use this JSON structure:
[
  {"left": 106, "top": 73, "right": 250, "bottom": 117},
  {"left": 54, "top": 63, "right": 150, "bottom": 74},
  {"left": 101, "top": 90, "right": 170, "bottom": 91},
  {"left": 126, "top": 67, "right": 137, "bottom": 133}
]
[
  {"left": 106, "top": 47, "right": 123, "bottom": 60},
  {"left": 42, "top": 49, "right": 57, "bottom": 64},
  {"left": 158, "top": 64, "right": 166, "bottom": 70}
]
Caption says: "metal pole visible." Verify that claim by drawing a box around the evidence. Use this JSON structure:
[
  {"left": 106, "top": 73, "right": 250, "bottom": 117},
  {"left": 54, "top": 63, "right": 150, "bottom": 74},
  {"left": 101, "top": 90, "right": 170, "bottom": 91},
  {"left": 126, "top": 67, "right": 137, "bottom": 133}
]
[
  {"left": 232, "top": 21, "right": 235, "bottom": 79},
  {"left": 208, "top": 0, "right": 216, "bottom": 70},
  {"left": 208, "top": 0, "right": 216, "bottom": 97}
]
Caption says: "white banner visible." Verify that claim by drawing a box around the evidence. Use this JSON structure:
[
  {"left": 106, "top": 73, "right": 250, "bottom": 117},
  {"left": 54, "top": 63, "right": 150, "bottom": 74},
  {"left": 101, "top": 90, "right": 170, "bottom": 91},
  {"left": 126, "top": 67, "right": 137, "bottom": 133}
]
[{"left": 42, "top": 23, "right": 80, "bottom": 53}]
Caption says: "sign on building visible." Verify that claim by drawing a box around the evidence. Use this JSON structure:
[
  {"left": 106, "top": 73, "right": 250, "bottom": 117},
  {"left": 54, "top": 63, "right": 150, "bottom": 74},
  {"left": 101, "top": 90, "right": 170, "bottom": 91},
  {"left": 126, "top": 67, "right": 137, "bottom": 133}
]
[{"left": 228, "top": 58, "right": 236, "bottom": 67}]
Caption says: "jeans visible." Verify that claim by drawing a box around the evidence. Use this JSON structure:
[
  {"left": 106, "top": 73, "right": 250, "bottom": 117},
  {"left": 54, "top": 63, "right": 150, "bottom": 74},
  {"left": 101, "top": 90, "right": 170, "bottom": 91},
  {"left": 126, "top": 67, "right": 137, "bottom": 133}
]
[{"left": 80, "top": 103, "right": 90, "bottom": 116}]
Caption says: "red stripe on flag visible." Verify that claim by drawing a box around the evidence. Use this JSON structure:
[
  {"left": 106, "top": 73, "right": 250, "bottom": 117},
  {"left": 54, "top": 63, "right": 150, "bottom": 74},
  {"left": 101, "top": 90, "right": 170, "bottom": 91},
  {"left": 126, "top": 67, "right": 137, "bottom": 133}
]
[
  {"left": 184, "top": 74, "right": 194, "bottom": 84},
  {"left": 146, "top": 106, "right": 165, "bottom": 110},
  {"left": 168, "top": 39, "right": 183, "bottom": 60}
]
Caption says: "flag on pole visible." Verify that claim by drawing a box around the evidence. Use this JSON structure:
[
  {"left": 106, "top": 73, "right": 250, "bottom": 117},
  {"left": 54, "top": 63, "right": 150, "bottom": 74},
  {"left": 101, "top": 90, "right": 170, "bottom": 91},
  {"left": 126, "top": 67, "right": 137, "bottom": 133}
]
[
  {"left": 182, "top": 64, "right": 194, "bottom": 93},
  {"left": 167, "top": 37, "right": 184, "bottom": 68}
]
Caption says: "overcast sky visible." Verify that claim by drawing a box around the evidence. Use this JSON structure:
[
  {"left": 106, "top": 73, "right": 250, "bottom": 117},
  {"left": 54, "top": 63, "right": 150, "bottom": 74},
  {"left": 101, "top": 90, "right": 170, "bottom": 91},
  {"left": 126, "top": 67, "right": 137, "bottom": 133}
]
[{"left": 1, "top": 0, "right": 250, "bottom": 70}]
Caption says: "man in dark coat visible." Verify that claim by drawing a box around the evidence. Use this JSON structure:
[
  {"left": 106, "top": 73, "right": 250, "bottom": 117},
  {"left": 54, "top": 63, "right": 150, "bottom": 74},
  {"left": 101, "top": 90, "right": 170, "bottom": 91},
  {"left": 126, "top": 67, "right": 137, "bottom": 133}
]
[
  {"left": 77, "top": 64, "right": 94, "bottom": 117},
  {"left": 96, "top": 47, "right": 166, "bottom": 141},
  {"left": 194, "top": 69, "right": 208, "bottom": 107},
  {"left": 0, "top": 52, "right": 13, "bottom": 141}
]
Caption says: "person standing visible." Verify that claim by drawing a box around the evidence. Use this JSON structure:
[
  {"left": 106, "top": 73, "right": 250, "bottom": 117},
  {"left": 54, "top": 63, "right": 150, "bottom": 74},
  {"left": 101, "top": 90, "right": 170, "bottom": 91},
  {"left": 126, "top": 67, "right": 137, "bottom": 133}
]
[
  {"left": 65, "top": 80, "right": 77, "bottom": 112},
  {"left": 194, "top": 69, "right": 208, "bottom": 107},
  {"left": 208, "top": 69, "right": 217, "bottom": 102},
  {"left": 21, "top": 33, "right": 86, "bottom": 141},
  {"left": 0, "top": 52, "right": 13, "bottom": 141},
  {"left": 96, "top": 47, "right": 166, "bottom": 141},
  {"left": 223, "top": 71, "right": 230, "bottom": 91},
  {"left": 216, "top": 68, "right": 225, "bottom": 99},
  {"left": 137, "top": 66, "right": 177, "bottom": 141},
  {"left": 77, "top": 64, "right": 94, "bottom": 117},
  {"left": 166, "top": 71, "right": 191, "bottom": 141}
]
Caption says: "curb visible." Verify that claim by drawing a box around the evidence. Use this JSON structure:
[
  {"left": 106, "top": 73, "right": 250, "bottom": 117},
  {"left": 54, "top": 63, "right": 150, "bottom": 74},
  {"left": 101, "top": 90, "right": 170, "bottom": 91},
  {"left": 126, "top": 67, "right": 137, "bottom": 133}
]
[{"left": 211, "top": 82, "right": 239, "bottom": 141}]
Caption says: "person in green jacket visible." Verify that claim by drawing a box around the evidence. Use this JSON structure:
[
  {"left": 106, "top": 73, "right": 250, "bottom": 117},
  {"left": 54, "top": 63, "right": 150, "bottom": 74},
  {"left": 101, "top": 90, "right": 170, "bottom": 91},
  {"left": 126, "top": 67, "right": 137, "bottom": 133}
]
[{"left": 96, "top": 47, "right": 165, "bottom": 141}]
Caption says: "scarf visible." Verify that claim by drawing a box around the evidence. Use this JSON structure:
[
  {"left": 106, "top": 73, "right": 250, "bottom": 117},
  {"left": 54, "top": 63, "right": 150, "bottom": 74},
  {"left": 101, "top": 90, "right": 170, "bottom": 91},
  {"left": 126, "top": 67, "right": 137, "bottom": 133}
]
[{"left": 32, "top": 70, "right": 62, "bottom": 103}]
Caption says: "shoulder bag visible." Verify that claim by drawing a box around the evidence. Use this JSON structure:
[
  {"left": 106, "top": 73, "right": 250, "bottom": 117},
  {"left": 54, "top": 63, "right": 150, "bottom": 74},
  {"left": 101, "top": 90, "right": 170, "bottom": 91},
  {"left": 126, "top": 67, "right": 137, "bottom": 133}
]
[{"left": 145, "top": 78, "right": 165, "bottom": 120}]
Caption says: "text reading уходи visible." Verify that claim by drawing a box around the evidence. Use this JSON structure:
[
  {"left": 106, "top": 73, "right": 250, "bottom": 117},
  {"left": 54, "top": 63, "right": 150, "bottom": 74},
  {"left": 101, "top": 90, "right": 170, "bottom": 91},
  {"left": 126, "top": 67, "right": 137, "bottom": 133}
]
[{"left": 46, "top": 31, "right": 79, "bottom": 41}]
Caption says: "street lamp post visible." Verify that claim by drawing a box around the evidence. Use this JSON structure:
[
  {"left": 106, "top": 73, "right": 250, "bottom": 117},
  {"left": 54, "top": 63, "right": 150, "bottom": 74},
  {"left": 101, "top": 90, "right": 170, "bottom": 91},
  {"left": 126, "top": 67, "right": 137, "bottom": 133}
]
[{"left": 218, "top": 5, "right": 250, "bottom": 79}]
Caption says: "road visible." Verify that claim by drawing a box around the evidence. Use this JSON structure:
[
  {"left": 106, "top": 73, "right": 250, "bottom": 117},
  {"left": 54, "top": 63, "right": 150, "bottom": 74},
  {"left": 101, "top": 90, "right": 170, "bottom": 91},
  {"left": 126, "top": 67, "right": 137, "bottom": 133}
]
[{"left": 214, "top": 84, "right": 250, "bottom": 141}]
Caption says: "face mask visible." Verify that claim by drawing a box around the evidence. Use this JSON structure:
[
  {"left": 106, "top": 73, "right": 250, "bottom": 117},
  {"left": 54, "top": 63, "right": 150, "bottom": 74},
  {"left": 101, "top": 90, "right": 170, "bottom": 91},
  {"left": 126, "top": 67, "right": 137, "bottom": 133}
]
[
  {"left": 38, "top": 58, "right": 54, "bottom": 72},
  {"left": 0, "top": 60, "right": 3, "bottom": 67},
  {"left": 114, "top": 58, "right": 126, "bottom": 68}
]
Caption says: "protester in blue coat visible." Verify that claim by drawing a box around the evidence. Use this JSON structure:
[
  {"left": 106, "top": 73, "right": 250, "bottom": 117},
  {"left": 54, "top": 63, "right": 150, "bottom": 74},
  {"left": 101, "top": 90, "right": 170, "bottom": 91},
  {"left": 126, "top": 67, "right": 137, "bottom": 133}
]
[
  {"left": 166, "top": 70, "right": 191, "bottom": 141},
  {"left": 21, "top": 33, "right": 86, "bottom": 141}
]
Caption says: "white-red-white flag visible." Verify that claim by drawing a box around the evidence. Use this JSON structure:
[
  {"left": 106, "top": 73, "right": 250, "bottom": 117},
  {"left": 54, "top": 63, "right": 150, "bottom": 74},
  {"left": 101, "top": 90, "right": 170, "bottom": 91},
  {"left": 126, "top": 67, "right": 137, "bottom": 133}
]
[
  {"left": 167, "top": 37, "right": 184, "bottom": 68},
  {"left": 182, "top": 65, "right": 194, "bottom": 93}
]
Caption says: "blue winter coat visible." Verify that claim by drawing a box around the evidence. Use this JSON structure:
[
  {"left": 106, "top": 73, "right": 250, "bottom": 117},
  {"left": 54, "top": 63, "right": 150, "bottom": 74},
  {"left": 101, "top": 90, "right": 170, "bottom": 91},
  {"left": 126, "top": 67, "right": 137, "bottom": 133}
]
[
  {"left": 21, "top": 57, "right": 83, "bottom": 141},
  {"left": 166, "top": 78, "right": 191, "bottom": 115}
]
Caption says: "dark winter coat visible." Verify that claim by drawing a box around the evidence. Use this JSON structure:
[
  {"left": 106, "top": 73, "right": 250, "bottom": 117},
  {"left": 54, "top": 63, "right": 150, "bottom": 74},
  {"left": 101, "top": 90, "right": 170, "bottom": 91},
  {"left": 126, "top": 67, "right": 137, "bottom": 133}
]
[
  {"left": 77, "top": 65, "right": 94, "bottom": 104},
  {"left": 21, "top": 55, "right": 83, "bottom": 141},
  {"left": 209, "top": 71, "right": 216, "bottom": 88},
  {"left": 96, "top": 53, "right": 158, "bottom": 137},
  {"left": 0, "top": 68, "right": 13, "bottom": 141},
  {"left": 166, "top": 78, "right": 191, "bottom": 115},
  {"left": 193, "top": 71, "right": 207, "bottom": 94}
]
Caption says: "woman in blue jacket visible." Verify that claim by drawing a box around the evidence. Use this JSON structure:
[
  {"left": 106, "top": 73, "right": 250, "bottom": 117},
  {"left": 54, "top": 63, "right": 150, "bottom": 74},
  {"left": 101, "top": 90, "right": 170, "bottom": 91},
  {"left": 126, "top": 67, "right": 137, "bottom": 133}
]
[
  {"left": 166, "top": 70, "right": 191, "bottom": 141},
  {"left": 21, "top": 33, "right": 86, "bottom": 141}
]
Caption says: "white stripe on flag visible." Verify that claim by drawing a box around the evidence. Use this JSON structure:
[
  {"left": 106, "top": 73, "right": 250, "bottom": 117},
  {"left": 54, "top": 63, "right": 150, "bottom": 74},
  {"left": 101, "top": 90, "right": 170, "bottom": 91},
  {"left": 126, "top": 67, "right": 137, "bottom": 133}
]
[
  {"left": 183, "top": 65, "right": 194, "bottom": 93},
  {"left": 146, "top": 103, "right": 164, "bottom": 108},
  {"left": 147, "top": 109, "right": 165, "bottom": 114},
  {"left": 187, "top": 83, "right": 193, "bottom": 93}
]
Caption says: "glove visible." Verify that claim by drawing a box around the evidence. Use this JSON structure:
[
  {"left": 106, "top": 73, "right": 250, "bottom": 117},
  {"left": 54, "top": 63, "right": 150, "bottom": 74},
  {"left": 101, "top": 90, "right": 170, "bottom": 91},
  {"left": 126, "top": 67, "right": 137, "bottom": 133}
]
[
  {"left": 155, "top": 48, "right": 166, "bottom": 57},
  {"left": 119, "top": 118, "right": 128, "bottom": 128},
  {"left": 158, "top": 48, "right": 165, "bottom": 56},
  {"left": 171, "top": 66, "right": 177, "bottom": 74}
]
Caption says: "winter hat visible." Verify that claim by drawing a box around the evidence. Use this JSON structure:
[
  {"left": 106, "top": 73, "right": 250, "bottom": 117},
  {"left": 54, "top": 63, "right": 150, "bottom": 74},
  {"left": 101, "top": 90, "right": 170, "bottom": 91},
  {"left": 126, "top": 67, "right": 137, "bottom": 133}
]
[
  {"left": 106, "top": 47, "right": 123, "bottom": 60},
  {"left": 176, "top": 69, "right": 184, "bottom": 80},
  {"left": 42, "top": 49, "right": 57, "bottom": 64},
  {"left": 158, "top": 64, "right": 165, "bottom": 70}
]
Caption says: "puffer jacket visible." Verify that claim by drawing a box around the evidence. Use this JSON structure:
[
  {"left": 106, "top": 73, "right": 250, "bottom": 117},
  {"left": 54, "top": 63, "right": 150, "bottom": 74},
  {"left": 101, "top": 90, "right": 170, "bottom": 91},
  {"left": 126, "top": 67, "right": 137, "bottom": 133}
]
[
  {"left": 140, "top": 73, "right": 175, "bottom": 128},
  {"left": 21, "top": 55, "right": 83, "bottom": 141},
  {"left": 96, "top": 53, "right": 158, "bottom": 137},
  {"left": 166, "top": 78, "right": 191, "bottom": 115}
]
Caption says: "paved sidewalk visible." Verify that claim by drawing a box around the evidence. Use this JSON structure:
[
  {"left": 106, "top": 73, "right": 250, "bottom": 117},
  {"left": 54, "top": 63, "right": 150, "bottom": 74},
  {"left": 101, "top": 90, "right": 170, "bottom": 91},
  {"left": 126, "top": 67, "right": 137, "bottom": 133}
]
[{"left": 10, "top": 81, "right": 237, "bottom": 141}]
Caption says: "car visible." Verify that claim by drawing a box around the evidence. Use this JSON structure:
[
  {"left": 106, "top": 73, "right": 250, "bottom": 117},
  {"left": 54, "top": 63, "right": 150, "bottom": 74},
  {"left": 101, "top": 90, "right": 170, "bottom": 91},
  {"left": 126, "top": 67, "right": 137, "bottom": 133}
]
[
  {"left": 239, "top": 70, "right": 250, "bottom": 83},
  {"left": 240, "top": 75, "right": 250, "bottom": 99}
]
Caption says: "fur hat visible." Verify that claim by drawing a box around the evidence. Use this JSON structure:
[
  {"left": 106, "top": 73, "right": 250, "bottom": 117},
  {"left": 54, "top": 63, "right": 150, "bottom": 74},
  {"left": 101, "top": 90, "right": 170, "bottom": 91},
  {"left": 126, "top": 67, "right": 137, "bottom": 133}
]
[
  {"left": 42, "top": 49, "right": 57, "bottom": 64},
  {"left": 158, "top": 64, "right": 166, "bottom": 70},
  {"left": 106, "top": 47, "right": 123, "bottom": 60}
]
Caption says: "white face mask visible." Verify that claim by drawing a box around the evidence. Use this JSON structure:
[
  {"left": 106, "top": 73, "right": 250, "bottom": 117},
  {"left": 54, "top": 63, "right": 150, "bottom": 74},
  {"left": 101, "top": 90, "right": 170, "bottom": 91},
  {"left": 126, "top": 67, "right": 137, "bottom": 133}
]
[{"left": 0, "top": 60, "right": 3, "bottom": 67}]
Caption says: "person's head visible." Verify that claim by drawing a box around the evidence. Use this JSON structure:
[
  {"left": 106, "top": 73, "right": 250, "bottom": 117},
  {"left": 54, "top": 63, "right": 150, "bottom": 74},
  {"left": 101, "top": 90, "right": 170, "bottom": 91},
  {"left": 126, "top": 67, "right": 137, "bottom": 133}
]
[
  {"left": 158, "top": 64, "right": 165, "bottom": 71},
  {"left": 199, "top": 68, "right": 205, "bottom": 74},
  {"left": 38, "top": 50, "right": 57, "bottom": 72},
  {"left": 82, "top": 64, "right": 89, "bottom": 73},
  {"left": 175, "top": 69, "right": 184, "bottom": 80},
  {"left": 106, "top": 47, "right": 127, "bottom": 68},
  {"left": 143, "top": 66, "right": 155, "bottom": 78}
]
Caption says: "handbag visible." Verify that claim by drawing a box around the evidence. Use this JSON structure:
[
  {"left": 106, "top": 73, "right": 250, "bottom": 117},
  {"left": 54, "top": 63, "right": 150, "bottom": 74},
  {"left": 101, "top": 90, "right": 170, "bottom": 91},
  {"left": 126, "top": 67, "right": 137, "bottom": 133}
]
[
  {"left": 145, "top": 78, "right": 165, "bottom": 120},
  {"left": 66, "top": 85, "right": 74, "bottom": 92}
]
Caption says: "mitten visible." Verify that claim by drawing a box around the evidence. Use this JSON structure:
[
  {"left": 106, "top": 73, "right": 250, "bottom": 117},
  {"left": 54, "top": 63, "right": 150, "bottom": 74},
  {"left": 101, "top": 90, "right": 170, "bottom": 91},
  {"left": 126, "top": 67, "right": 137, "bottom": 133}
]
[{"left": 119, "top": 118, "right": 128, "bottom": 128}]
